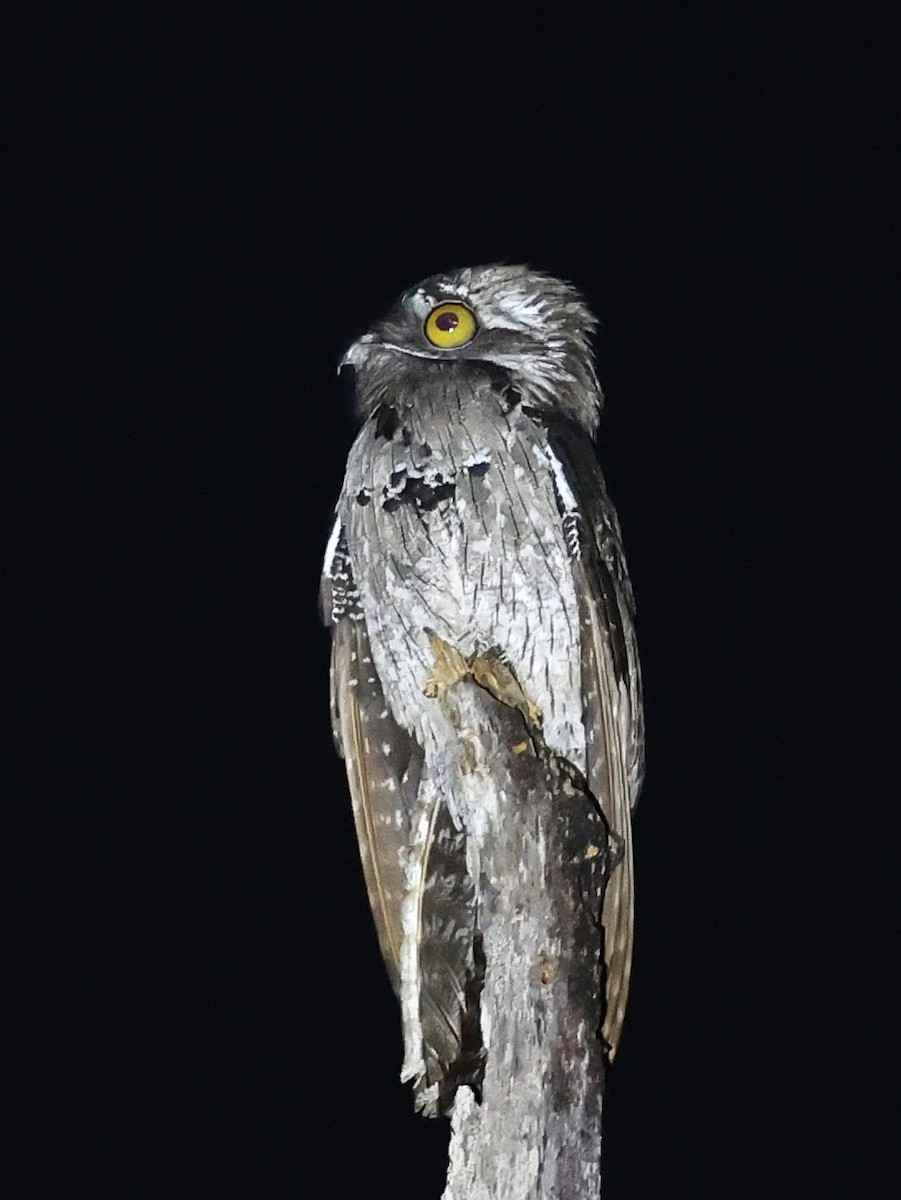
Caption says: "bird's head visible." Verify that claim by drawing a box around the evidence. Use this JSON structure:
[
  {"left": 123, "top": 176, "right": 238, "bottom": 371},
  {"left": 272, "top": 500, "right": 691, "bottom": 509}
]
[{"left": 340, "top": 265, "right": 603, "bottom": 434}]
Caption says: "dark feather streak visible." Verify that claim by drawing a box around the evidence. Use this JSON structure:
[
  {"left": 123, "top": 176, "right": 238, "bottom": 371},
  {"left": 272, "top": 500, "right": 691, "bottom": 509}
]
[{"left": 373, "top": 403, "right": 400, "bottom": 440}]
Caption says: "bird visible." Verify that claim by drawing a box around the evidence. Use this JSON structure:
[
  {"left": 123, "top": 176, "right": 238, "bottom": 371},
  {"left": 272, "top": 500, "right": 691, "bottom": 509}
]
[{"left": 320, "top": 265, "right": 644, "bottom": 1115}]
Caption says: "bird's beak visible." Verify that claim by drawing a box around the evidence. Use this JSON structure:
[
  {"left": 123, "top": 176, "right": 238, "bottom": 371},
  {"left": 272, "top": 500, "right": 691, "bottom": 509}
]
[{"left": 338, "top": 332, "right": 379, "bottom": 373}]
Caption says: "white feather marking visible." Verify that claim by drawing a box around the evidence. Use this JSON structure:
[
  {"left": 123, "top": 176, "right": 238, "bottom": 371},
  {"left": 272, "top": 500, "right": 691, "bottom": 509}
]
[
  {"left": 461, "top": 452, "right": 491, "bottom": 470},
  {"left": 322, "top": 514, "right": 341, "bottom": 576},
  {"left": 533, "top": 442, "right": 578, "bottom": 513}
]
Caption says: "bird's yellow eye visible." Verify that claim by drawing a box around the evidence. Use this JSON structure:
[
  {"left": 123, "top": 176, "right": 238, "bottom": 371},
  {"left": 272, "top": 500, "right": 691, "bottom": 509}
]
[{"left": 424, "top": 302, "right": 478, "bottom": 349}]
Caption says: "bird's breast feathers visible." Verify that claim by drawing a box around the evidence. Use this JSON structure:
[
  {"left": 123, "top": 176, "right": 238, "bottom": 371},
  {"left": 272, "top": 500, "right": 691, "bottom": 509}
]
[{"left": 337, "top": 374, "right": 586, "bottom": 771}]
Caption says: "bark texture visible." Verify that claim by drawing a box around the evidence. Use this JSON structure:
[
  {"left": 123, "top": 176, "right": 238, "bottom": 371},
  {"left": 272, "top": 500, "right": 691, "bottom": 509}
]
[{"left": 439, "top": 676, "right": 610, "bottom": 1200}]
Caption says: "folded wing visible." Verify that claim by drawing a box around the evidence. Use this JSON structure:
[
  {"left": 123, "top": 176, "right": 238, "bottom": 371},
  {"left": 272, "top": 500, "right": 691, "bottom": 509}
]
[
  {"left": 321, "top": 521, "right": 479, "bottom": 1112},
  {"left": 539, "top": 419, "right": 645, "bottom": 1057}
]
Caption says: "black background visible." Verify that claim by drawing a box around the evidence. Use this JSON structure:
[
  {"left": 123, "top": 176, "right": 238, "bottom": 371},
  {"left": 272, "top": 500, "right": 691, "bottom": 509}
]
[{"left": 9, "top": 3, "right": 893, "bottom": 1197}]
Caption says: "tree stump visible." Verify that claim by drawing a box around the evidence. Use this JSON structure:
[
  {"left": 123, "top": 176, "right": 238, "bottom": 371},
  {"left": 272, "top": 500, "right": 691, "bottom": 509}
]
[{"left": 437, "top": 674, "right": 610, "bottom": 1200}]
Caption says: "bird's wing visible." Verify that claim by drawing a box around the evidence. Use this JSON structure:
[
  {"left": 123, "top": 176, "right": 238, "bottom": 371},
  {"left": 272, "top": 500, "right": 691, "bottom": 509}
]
[
  {"left": 539, "top": 418, "right": 645, "bottom": 1058},
  {"left": 321, "top": 519, "right": 478, "bottom": 1110},
  {"left": 320, "top": 519, "right": 422, "bottom": 993}
]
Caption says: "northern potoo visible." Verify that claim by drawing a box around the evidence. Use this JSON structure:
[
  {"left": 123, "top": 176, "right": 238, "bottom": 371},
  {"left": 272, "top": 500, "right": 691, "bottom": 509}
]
[{"left": 320, "top": 266, "right": 644, "bottom": 1117}]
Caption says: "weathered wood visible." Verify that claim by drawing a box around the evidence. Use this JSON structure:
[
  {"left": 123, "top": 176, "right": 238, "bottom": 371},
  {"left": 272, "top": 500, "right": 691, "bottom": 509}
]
[{"left": 438, "top": 676, "right": 610, "bottom": 1200}]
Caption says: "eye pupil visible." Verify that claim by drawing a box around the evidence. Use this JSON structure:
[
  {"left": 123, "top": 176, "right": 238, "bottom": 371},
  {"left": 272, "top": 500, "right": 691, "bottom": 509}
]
[{"left": 435, "top": 311, "right": 459, "bottom": 332}]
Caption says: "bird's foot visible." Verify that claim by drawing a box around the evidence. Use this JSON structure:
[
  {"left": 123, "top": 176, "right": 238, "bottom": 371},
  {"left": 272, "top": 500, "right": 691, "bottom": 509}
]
[
  {"left": 469, "top": 649, "right": 543, "bottom": 731},
  {"left": 423, "top": 633, "right": 471, "bottom": 698}
]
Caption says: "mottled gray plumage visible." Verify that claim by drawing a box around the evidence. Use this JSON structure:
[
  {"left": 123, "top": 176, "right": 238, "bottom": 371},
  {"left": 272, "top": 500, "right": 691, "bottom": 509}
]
[{"left": 321, "top": 265, "right": 643, "bottom": 1114}]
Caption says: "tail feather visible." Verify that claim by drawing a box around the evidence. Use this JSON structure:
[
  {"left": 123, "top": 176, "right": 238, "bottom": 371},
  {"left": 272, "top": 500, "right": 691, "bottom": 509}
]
[{"left": 414, "top": 799, "right": 484, "bottom": 1114}]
